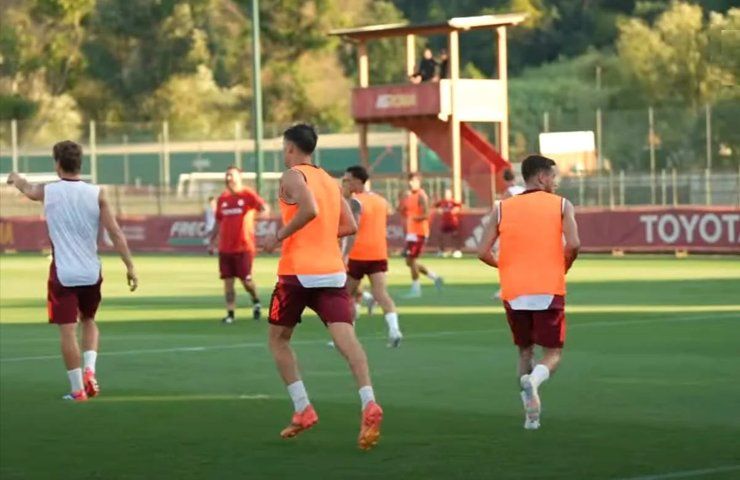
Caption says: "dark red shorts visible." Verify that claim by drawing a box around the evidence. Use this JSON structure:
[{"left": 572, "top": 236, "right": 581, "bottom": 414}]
[
  {"left": 219, "top": 251, "right": 253, "bottom": 280},
  {"left": 441, "top": 224, "right": 459, "bottom": 234},
  {"left": 404, "top": 236, "right": 426, "bottom": 259},
  {"left": 268, "top": 276, "right": 353, "bottom": 328},
  {"left": 503, "top": 296, "right": 566, "bottom": 348},
  {"left": 47, "top": 264, "right": 102, "bottom": 325},
  {"left": 347, "top": 259, "right": 388, "bottom": 280}
]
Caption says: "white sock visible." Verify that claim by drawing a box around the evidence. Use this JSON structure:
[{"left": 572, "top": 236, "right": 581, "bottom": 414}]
[
  {"left": 83, "top": 350, "right": 97, "bottom": 373},
  {"left": 384, "top": 312, "right": 400, "bottom": 336},
  {"left": 426, "top": 271, "right": 439, "bottom": 281},
  {"left": 287, "top": 380, "right": 310, "bottom": 412},
  {"left": 411, "top": 280, "right": 421, "bottom": 292},
  {"left": 530, "top": 364, "right": 550, "bottom": 388},
  {"left": 67, "top": 368, "right": 83, "bottom": 392},
  {"left": 359, "top": 385, "right": 375, "bottom": 409}
]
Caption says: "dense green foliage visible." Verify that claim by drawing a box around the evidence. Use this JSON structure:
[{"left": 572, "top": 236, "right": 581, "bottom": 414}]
[{"left": 0, "top": 1, "right": 737, "bottom": 169}]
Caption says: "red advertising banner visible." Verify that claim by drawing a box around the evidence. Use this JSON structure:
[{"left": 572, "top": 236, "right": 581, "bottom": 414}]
[
  {"left": 1, "top": 207, "right": 738, "bottom": 254},
  {"left": 352, "top": 83, "right": 441, "bottom": 121}
]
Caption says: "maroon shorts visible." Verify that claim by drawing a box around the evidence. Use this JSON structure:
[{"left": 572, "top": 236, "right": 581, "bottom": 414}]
[
  {"left": 404, "top": 236, "right": 426, "bottom": 259},
  {"left": 47, "top": 264, "right": 102, "bottom": 325},
  {"left": 268, "top": 276, "right": 354, "bottom": 328},
  {"left": 347, "top": 259, "right": 388, "bottom": 280},
  {"left": 441, "top": 224, "right": 459, "bottom": 234},
  {"left": 503, "top": 296, "right": 566, "bottom": 348},
  {"left": 219, "top": 251, "right": 253, "bottom": 280}
]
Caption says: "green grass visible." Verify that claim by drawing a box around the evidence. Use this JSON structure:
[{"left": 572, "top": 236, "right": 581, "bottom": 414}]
[{"left": 1, "top": 254, "right": 739, "bottom": 480}]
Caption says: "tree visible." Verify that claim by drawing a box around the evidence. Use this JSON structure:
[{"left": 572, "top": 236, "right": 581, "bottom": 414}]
[{"left": 617, "top": 2, "right": 738, "bottom": 108}]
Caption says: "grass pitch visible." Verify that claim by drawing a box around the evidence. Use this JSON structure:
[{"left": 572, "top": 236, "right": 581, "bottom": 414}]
[{"left": 1, "top": 253, "right": 739, "bottom": 479}]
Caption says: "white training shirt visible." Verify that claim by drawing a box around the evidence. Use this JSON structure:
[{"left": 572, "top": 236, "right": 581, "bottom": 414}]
[
  {"left": 507, "top": 185, "right": 525, "bottom": 196},
  {"left": 44, "top": 180, "right": 101, "bottom": 287}
]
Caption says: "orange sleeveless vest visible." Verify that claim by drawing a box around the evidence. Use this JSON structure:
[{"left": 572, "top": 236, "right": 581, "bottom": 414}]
[
  {"left": 349, "top": 191, "right": 388, "bottom": 261},
  {"left": 403, "top": 190, "right": 430, "bottom": 237},
  {"left": 498, "top": 191, "right": 566, "bottom": 300},
  {"left": 277, "top": 165, "right": 345, "bottom": 275}
]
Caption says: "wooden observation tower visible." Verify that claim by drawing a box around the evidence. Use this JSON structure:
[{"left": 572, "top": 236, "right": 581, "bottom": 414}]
[{"left": 331, "top": 13, "right": 526, "bottom": 206}]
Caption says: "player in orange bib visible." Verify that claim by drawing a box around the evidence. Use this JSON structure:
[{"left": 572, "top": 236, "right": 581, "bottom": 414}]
[
  {"left": 208, "top": 166, "right": 268, "bottom": 324},
  {"left": 477, "top": 155, "right": 580, "bottom": 430},
  {"left": 342, "top": 165, "right": 403, "bottom": 347},
  {"left": 398, "top": 172, "right": 443, "bottom": 298},
  {"left": 262, "top": 124, "right": 383, "bottom": 450}
]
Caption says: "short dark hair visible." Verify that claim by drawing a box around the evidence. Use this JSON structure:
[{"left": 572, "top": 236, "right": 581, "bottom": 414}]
[
  {"left": 283, "top": 124, "right": 318, "bottom": 154},
  {"left": 521, "top": 155, "right": 556, "bottom": 182},
  {"left": 346, "top": 165, "right": 369, "bottom": 184},
  {"left": 53, "top": 140, "right": 82, "bottom": 174},
  {"left": 226, "top": 165, "right": 241, "bottom": 172},
  {"left": 502, "top": 169, "right": 515, "bottom": 182},
  {"left": 408, "top": 171, "right": 421, "bottom": 181}
]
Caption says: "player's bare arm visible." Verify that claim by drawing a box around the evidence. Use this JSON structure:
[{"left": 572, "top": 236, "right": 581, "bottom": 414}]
[
  {"left": 208, "top": 219, "right": 220, "bottom": 254},
  {"left": 477, "top": 208, "right": 500, "bottom": 268},
  {"left": 264, "top": 169, "right": 318, "bottom": 252},
  {"left": 562, "top": 199, "right": 581, "bottom": 272},
  {"left": 99, "top": 188, "right": 138, "bottom": 291},
  {"left": 6, "top": 173, "right": 44, "bottom": 202},
  {"left": 342, "top": 197, "right": 362, "bottom": 258},
  {"left": 337, "top": 190, "right": 358, "bottom": 239}
]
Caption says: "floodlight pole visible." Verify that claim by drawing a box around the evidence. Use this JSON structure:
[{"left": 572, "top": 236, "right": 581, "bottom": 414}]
[{"left": 251, "top": 0, "right": 264, "bottom": 194}]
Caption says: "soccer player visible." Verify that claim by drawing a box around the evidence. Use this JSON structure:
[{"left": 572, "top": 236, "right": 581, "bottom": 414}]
[
  {"left": 208, "top": 166, "right": 267, "bottom": 323},
  {"left": 263, "top": 124, "right": 383, "bottom": 450},
  {"left": 398, "top": 172, "right": 442, "bottom": 298},
  {"left": 477, "top": 155, "right": 580, "bottom": 430},
  {"left": 6, "top": 140, "right": 137, "bottom": 401},
  {"left": 502, "top": 168, "right": 525, "bottom": 199},
  {"left": 434, "top": 188, "right": 463, "bottom": 258},
  {"left": 342, "top": 165, "right": 403, "bottom": 347}
]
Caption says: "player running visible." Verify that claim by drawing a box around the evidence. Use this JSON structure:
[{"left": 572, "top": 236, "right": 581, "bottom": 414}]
[
  {"left": 342, "top": 165, "right": 403, "bottom": 347},
  {"left": 208, "top": 166, "right": 268, "bottom": 323},
  {"left": 477, "top": 155, "right": 580, "bottom": 430},
  {"left": 434, "top": 188, "right": 463, "bottom": 258},
  {"left": 263, "top": 124, "right": 383, "bottom": 450},
  {"left": 6, "top": 140, "right": 137, "bottom": 402},
  {"left": 398, "top": 172, "right": 442, "bottom": 298}
]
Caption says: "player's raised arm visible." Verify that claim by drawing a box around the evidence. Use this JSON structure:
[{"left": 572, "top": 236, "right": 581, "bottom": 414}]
[
  {"left": 477, "top": 207, "right": 500, "bottom": 268},
  {"left": 99, "top": 188, "right": 137, "bottom": 291},
  {"left": 562, "top": 199, "right": 581, "bottom": 273},
  {"left": 6, "top": 173, "right": 44, "bottom": 202}
]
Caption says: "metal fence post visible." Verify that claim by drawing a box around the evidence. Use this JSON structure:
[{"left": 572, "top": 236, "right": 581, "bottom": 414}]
[
  {"left": 162, "top": 121, "right": 170, "bottom": 190},
  {"left": 10, "top": 119, "right": 19, "bottom": 172},
  {"left": 123, "top": 134, "right": 130, "bottom": 185},
  {"left": 705, "top": 168, "right": 711, "bottom": 206},
  {"left": 578, "top": 174, "right": 585, "bottom": 206},
  {"left": 619, "top": 170, "right": 625, "bottom": 206},
  {"left": 648, "top": 106, "right": 656, "bottom": 205},
  {"left": 608, "top": 170, "right": 615, "bottom": 209},
  {"left": 89, "top": 120, "right": 97, "bottom": 183},
  {"left": 672, "top": 168, "right": 678, "bottom": 207},
  {"left": 234, "top": 122, "right": 242, "bottom": 170},
  {"left": 660, "top": 169, "right": 667, "bottom": 206},
  {"left": 543, "top": 111, "right": 549, "bottom": 133}
]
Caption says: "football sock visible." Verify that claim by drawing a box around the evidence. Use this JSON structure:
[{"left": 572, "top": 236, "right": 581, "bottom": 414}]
[
  {"left": 252, "top": 297, "right": 260, "bottom": 305},
  {"left": 362, "top": 291, "right": 374, "bottom": 303},
  {"left": 287, "top": 380, "right": 310, "bottom": 412},
  {"left": 359, "top": 385, "right": 375, "bottom": 410},
  {"left": 227, "top": 309, "right": 235, "bottom": 318},
  {"left": 384, "top": 312, "right": 400, "bottom": 335},
  {"left": 411, "top": 280, "right": 421, "bottom": 292},
  {"left": 426, "top": 271, "right": 439, "bottom": 281},
  {"left": 83, "top": 350, "right": 97, "bottom": 373},
  {"left": 530, "top": 364, "right": 550, "bottom": 388},
  {"left": 67, "top": 368, "right": 83, "bottom": 392}
]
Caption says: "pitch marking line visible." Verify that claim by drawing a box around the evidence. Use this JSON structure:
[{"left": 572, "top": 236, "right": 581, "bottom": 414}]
[
  {"left": 616, "top": 464, "right": 740, "bottom": 480},
  {"left": 1, "top": 312, "right": 737, "bottom": 363}
]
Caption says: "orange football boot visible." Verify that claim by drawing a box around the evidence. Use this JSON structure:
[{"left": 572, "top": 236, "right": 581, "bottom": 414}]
[
  {"left": 358, "top": 401, "right": 383, "bottom": 451},
  {"left": 280, "top": 405, "right": 318, "bottom": 439}
]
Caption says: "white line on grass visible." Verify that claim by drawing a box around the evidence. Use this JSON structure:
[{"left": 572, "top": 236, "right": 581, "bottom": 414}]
[
  {"left": 616, "top": 464, "right": 740, "bottom": 480},
  {"left": 1, "top": 312, "right": 737, "bottom": 363}
]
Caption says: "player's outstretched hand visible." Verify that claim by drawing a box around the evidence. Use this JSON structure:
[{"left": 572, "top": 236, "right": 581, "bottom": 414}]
[{"left": 127, "top": 268, "right": 138, "bottom": 292}]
